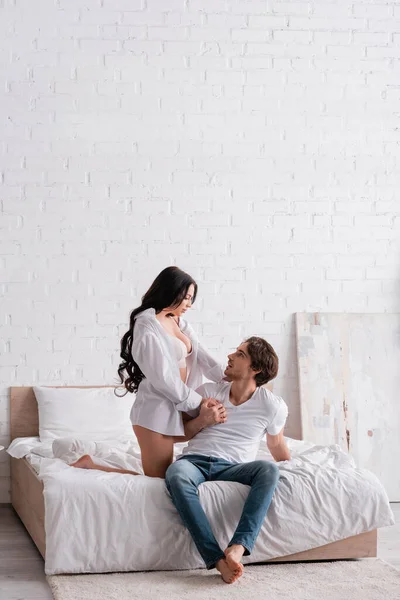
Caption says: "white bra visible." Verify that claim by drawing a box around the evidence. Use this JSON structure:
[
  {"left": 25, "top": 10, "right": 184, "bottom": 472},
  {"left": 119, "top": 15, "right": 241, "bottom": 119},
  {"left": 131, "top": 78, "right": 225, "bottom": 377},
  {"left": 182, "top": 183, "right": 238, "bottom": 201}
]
[{"left": 168, "top": 335, "right": 191, "bottom": 368}]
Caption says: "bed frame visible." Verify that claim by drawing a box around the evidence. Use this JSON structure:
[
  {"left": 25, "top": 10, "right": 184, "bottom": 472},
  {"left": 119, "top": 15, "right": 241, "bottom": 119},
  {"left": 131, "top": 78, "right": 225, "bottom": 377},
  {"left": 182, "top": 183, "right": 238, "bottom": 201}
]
[{"left": 9, "top": 386, "right": 377, "bottom": 564}]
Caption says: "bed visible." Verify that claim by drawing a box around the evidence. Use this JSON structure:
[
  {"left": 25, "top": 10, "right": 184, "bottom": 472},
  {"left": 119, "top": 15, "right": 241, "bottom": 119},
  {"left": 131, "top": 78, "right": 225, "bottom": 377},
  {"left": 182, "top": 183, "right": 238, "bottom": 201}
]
[{"left": 9, "top": 386, "right": 393, "bottom": 574}]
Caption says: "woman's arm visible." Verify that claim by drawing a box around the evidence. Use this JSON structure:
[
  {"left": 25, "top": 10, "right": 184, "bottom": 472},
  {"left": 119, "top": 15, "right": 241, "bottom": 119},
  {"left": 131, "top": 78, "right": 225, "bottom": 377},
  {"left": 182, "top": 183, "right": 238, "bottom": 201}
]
[
  {"left": 197, "top": 340, "right": 225, "bottom": 382},
  {"left": 132, "top": 327, "right": 203, "bottom": 412}
]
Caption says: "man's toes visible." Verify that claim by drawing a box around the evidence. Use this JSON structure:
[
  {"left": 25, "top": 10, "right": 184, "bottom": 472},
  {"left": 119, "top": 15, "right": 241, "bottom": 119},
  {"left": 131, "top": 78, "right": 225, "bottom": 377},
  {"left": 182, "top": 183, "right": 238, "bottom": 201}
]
[
  {"left": 231, "top": 568, "right": 243, "bottom": 582},
  {"left": 216, "top": 559, "right": 238, "bottom": 584}
]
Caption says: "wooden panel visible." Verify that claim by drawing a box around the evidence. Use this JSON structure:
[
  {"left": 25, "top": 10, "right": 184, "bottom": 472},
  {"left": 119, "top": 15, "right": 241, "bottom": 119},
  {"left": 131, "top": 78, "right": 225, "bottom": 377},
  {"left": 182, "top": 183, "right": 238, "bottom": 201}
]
[
  {"left": 267, "top": 530, "right": 377, "bottom": 562},
  {"left": 10, "top": 457, "right": 45, "bottom": 559},
  {"left": 296, "top": 312, "right": 400, "bottom": 501},
  {"left": 10, "top": 388, "right": 40, "bottom": 440}
]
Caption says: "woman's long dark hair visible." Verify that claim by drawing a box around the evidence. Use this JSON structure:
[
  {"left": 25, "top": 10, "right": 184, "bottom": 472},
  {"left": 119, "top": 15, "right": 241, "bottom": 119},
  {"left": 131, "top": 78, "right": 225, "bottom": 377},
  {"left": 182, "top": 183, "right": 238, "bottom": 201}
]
[{"left": 117, "top": 266, "right": 197, "bottom": 395}]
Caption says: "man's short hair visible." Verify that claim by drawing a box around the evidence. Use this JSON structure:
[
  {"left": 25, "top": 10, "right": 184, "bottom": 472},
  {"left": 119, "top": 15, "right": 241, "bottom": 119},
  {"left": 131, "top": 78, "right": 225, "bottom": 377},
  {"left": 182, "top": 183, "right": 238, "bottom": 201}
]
[{"left": 245, "top": 336, "right": 279, "bottom": 387}]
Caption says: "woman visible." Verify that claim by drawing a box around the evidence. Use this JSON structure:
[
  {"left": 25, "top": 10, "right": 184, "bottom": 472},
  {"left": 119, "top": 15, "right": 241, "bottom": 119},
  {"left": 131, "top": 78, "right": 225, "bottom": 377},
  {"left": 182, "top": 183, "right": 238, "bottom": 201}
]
[
  {"left": 72, "top": 266, "right": 225, "bottom": 478},
  {"left": 119, "top": 266, "right": 225, "bottom": 477}
]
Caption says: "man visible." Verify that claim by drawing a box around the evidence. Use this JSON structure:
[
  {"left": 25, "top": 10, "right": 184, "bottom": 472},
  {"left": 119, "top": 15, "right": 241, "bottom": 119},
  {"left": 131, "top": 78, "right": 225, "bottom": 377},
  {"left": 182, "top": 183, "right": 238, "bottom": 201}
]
[{"left": 166, "top": 336, "right": 291, "bottom": 584}]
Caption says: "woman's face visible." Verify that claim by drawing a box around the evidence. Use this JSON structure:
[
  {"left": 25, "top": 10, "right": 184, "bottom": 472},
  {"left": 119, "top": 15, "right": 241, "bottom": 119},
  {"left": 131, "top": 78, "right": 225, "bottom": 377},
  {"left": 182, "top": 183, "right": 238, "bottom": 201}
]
[{"left": 167, "top": 284, "right": 195, "bottom": 317}]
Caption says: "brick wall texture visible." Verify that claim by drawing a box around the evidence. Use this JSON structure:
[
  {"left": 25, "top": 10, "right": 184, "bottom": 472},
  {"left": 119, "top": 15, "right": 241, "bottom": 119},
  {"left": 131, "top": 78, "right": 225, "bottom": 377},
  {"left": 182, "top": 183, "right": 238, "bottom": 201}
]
[{"left": 1, "top": 0, "right": 399, "bottom": 501}]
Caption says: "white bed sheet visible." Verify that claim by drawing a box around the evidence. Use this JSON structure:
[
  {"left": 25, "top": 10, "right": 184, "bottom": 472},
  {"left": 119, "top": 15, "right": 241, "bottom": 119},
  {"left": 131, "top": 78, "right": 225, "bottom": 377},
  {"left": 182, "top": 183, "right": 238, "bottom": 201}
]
[{"left": 7, "top": 436, "right": 394, "bottom": 575}]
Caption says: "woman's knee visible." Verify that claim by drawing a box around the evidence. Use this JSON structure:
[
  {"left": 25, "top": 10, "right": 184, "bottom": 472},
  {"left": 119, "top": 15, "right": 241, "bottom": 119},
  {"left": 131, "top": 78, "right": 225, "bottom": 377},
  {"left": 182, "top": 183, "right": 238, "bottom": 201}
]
[
  {"left": 134, "top": 426, "right": 174, "bottom": 478},
  {"left": 142, "top": 450, "right": 173, "bottom": 478},
  {"left": 144, "top": 464, "right": 170, "bottom": 478}
]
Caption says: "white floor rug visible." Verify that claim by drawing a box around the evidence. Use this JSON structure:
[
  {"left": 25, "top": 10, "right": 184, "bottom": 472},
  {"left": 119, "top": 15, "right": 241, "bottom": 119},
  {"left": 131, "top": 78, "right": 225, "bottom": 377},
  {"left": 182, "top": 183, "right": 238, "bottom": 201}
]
[{"left": 47, "top": 559, "right": 400, "bottom": 600}]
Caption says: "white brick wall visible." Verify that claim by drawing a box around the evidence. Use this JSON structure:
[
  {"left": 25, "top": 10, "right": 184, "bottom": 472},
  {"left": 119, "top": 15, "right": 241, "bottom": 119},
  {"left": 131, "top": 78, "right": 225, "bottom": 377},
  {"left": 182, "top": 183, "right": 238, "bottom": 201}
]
[{"left": 1, "top": 0, "right": 399, "bottom": 502}]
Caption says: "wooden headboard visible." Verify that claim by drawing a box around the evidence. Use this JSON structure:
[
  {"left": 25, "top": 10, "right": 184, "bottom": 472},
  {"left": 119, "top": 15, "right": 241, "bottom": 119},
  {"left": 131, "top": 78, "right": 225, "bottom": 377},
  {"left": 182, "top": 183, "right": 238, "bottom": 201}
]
[
  {"left": 10, "top": 388, "right": 40, "bottom": 440},
  {"left": 9, "top": 386, "right": 114, "bottom": 441}
]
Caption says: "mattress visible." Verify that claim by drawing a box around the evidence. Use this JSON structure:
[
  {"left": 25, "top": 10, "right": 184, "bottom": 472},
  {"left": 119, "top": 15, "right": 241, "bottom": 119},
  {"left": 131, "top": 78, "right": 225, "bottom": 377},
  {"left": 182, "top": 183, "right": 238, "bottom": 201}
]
[{"left": 7, "top": 436, "right": 394, "bottom": 575}]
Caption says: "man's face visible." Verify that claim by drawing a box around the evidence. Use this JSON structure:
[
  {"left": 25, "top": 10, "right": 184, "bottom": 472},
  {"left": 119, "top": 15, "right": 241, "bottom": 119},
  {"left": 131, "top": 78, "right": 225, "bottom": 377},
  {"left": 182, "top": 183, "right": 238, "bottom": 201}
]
[{"left": 224, "top": 342, "right": 256, "bottom": 382}]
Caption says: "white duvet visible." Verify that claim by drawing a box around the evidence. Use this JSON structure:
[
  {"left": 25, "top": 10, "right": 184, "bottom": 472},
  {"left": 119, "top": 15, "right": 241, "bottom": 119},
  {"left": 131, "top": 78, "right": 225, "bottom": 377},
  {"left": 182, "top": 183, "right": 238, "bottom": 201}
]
[{"left": 7, "top": 436, "right": 394, "bottom": 575}]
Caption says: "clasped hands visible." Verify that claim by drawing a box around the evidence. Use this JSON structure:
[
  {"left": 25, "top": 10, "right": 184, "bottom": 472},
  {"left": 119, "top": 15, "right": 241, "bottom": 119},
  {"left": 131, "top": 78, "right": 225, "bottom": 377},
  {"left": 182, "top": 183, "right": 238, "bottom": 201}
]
[{"left": 199, "top": 397, "right": 227, "bottom": 427}]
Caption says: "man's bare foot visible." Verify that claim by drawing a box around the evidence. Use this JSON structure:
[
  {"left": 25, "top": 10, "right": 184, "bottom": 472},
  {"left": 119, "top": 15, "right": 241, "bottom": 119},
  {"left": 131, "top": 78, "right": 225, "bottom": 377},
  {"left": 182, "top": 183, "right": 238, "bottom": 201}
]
[
  {"left": 216, "top": 557, "right": 242, "bottom": 584},
  {"left": 224, "top": 544, "right": 245, "bottom": 578},
  {"left": 71, "top": 455, "right": 95, "bottom": 469}
]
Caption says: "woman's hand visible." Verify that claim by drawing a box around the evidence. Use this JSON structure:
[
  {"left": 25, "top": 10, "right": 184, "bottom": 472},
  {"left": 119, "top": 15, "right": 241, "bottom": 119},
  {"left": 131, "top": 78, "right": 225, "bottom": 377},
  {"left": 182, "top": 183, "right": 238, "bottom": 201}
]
[{"left": 199, "top": 397, "right": 227, "bottom": 427}]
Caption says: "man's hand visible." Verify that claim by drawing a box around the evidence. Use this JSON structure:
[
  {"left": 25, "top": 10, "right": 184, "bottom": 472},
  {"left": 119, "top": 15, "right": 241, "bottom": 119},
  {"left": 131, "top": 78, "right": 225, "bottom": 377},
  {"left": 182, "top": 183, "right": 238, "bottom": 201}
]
[{"left": 199, "top": 397, "right": 227, "bottom": 427}]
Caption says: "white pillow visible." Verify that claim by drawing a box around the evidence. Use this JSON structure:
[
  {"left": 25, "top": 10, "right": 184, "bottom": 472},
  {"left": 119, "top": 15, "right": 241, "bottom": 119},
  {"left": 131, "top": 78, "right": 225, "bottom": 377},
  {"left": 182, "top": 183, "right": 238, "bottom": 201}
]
[{"left": 33, "top": 386, "right": 134, "bottom": 442}]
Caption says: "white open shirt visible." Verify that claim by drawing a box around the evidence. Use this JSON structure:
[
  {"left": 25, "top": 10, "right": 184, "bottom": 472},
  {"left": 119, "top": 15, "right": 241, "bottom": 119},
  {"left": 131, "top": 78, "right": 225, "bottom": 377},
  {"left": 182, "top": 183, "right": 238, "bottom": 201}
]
[{"left": 130, "top": 308, "right": 225, "bottom": 436}]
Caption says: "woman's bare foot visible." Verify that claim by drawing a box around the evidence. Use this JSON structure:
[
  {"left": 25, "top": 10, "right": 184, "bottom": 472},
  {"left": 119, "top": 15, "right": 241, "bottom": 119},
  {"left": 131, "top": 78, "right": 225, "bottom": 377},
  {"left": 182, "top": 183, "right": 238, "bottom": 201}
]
[
  {"left": 224, "top": 544, "right": 245, "bottom": 578},
  {"left": 216, "top": 557, "right": 242, "bottom": 584},
  {"left": 71, "top": 455, "right": 95, "bottom": 469}
]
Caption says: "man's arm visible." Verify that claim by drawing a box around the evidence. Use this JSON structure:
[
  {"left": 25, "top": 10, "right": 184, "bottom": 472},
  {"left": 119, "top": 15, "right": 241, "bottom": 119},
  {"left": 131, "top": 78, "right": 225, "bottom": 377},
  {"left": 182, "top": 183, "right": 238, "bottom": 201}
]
[
  {"left": 267, "top": 428, "right": 291, "bottom": 462},
  {"left": 173, "top": 399, "right": 227, "bottom": 442}
]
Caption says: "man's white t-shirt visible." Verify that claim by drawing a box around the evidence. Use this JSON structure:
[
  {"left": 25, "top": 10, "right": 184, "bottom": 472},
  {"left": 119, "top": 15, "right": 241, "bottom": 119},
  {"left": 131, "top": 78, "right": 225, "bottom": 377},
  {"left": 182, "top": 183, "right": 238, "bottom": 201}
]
[{"left": 181, "top": 381, "right": 288, "bottom": 464}]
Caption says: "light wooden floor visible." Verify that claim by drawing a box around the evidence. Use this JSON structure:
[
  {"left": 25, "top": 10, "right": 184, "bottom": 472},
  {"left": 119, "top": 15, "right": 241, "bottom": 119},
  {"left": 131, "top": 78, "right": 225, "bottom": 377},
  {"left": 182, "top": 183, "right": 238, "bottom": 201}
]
[{"left": 1, "top": 503, "right": 399, "bottom": 600}]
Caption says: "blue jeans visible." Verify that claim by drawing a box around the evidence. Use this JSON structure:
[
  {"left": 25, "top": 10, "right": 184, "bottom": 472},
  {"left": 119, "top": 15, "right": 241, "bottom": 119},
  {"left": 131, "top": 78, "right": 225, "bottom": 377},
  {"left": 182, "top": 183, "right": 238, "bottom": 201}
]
[{"left": 165, "top": 454, "right": 280, "bottom": 569}]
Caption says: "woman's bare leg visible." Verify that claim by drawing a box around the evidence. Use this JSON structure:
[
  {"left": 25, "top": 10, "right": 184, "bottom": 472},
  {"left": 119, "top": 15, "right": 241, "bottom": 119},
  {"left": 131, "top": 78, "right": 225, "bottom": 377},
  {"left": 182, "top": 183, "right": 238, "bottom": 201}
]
[
  {"left": 71, "top": 455, "right": 138, "bottom": 476},
  {"left": 133, "top": 425, "right": 174, "bottom": 478},
  {"left": 71, "top": 425, "right": 175, "bottom": 479}
]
